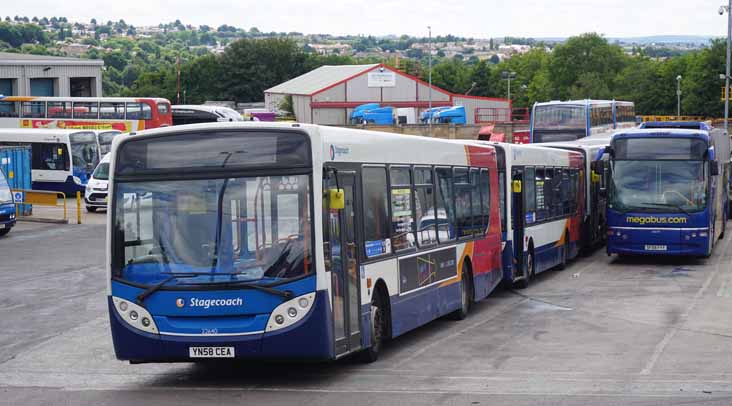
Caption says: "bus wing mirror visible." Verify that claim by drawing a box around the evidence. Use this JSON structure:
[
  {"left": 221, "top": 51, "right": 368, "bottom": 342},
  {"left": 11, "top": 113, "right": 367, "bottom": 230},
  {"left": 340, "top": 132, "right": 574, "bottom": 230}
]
[
  {"left": 328, "top": 188, "right": 345, "bottom": 210},
  {"left": 711, "top": 163, "right": 720, "bottom": 176},
  {"left": 708, "top": 147, "right": 716, "bottom": 162},
  {"left": 512, "top": 180, "right": 522, "bottom": 193}
]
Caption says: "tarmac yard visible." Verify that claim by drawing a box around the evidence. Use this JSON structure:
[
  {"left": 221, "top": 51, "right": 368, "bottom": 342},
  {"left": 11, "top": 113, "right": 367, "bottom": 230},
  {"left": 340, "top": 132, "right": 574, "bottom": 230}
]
[{"left": 2, "top": 218, "right": 732, "bottom": 405}]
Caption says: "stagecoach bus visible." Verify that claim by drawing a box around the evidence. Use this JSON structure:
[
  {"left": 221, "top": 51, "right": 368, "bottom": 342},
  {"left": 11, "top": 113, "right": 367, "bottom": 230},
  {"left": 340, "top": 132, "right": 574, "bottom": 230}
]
[
  {"left": 95, "top": 130, "right": 123, "bottom": 156},
  {"left": 530, "top": 100, "right": 635, "bottom": 143},
  {"left": 544, "top": 136, "right": 612, "bottom": 252},
  {"left": 0, "top": 96, "right": 172, "bottom": 132},
  {"left": 107, "top": 122, "right": 504, "bottom": 363},
  {"left": 604, "top": 127, "right": 730, "bottom": 257},
  {"left": 459, "top": 141, "right": 585, "bottom": 288},
  {"left": 0, "top": 129, "right": 99, "bottom": 195}
]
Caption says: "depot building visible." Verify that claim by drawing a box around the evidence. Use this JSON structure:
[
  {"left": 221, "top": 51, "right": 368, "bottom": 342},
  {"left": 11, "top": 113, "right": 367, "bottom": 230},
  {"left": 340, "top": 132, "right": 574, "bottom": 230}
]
[
  {"left": 0, "top": 52, "right": 103, "bottom": 97},
  {"left": 264, "top": 63, "right": 510, "bottom": 125}
]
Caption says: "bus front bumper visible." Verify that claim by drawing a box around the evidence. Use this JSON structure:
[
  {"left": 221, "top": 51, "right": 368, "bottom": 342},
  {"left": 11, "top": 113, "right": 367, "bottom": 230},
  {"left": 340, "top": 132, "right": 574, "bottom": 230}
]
[
  {"left": 607, "top": 227, "right": 710, "bottom": 256},
  {"left": 108, "top": 291, "right": 334, "bottom": 363}
]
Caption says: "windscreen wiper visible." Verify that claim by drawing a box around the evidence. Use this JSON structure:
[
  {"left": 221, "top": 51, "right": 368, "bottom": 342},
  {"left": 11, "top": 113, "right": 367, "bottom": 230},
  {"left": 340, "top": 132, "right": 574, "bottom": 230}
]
[
  {"left": 176, "top": 279, "right": 294, "bottom": 299},
  {"left": 641, "top": 202, "right": 690, "bottom": 216},
  {"left": 135, "top": 273, "right": 200, "bottom": 305}
]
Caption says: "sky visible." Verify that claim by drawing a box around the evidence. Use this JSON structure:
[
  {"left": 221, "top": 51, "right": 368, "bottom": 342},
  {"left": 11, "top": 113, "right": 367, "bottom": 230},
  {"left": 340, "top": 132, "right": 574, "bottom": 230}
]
[{"left": 4, "top": 0, "right": 731, "bottom": 38}]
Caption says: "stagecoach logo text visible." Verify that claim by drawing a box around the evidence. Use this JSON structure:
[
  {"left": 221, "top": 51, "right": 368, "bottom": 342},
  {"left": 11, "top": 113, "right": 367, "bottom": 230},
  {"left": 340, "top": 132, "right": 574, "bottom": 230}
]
[
  {"left": 329, "top": 144, "right": 350, "bottom": 160},
  {"left": 626, "top": 216, "right": 688, "bottom": 225},
  {"left": 177, "top": 298, "right": 244, "bottom": 309}
]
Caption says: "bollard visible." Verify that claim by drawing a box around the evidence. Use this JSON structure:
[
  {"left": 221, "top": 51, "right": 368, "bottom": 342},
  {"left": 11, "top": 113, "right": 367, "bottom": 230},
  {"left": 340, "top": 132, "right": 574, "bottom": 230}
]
[{"left": 76, "top": 191, "right": 81, "bottom": 224}]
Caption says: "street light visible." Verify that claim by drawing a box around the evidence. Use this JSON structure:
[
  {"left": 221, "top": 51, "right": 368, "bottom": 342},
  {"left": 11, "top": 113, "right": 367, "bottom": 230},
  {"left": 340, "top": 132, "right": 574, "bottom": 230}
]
[
  {"left": 501, "top": 71, "right": 517, "bottom": 101},
  {"left": 676, "top": 75, "right": 682, "bottom": 117},
  {"left": 720, "top": 1, "right": 732, "bottom": 136},
  {"left": 428, "top": 26, "right": 432, "bottom": 135}
]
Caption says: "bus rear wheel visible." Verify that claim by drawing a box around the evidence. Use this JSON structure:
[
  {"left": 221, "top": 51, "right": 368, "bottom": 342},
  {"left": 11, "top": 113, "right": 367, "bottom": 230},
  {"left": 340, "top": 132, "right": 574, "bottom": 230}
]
[
  {"left": 449, "top": 263, "right": 472, "bottom": 320},
  {"left": 513, "top": 249, "right": 533, "bottom": 289},
  {"left": 359, "top": 292, "right": 385, "bottom": 363}
]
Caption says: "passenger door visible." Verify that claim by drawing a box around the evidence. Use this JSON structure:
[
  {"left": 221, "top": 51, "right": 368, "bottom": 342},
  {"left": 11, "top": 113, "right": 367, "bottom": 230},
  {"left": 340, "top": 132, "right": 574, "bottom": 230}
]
[
  {"left": 323, "top": 169, "right": 362, "bottom": 356},
  {"left": 511, "top": 169, "right": 525, "bottom": 279}
]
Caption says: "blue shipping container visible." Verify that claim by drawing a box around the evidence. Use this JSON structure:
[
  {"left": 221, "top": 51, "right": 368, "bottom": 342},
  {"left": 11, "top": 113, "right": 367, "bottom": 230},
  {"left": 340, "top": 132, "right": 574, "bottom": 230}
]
[{"left": 0, "top": 146, "right": 32, "bottom": 215}]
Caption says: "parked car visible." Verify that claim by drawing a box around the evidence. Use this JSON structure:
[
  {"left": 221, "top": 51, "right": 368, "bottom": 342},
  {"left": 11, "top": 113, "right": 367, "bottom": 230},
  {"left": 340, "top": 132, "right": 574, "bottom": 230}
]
[{"left": 84, "top": 153, "right": 110, "bottom": 212}]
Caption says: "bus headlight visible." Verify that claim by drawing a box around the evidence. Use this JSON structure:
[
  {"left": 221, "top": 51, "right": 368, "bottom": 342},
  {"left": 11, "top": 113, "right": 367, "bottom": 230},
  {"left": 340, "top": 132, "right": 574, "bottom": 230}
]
[
  {"left": 73, "top": 176, "right": 82, "bottom": 185},
  {"left": 112, "top": 296, "right": 159, "bottom": 335},
  {"left": 265, "top": 293, "right": 316, "bottom": 333}
]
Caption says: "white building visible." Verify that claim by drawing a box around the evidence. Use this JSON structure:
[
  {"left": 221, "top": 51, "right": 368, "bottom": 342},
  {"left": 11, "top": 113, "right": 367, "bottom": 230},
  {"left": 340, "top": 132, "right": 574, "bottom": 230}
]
[{"left": 0, "top": 52, "right": 104, "bottom": 97}]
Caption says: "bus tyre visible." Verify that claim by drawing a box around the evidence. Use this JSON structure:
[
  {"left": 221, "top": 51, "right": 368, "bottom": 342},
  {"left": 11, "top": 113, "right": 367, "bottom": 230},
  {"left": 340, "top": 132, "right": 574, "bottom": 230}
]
[
  {"left": 558, "top": 233, "right": 569, "bottom": 270},
  {"left": 0, "top": 228, "right": 9, "bottom": 237},
  {"left": 86, "top": 206, "right": 97, "bottom": 213},
  {"left": 449, "top": 264, "right": 472, "bottom": 320},
  {"left": 514, "top": 249, "right": 533, "bottom": 289},
  {"left": 360, "top": 293, "right": 385, "bottom": 363}
]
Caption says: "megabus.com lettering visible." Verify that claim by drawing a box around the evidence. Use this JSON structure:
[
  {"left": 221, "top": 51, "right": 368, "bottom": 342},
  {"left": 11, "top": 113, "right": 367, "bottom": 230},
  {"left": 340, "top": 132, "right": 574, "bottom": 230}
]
[
  {"left": 626, "top": 216, "right": 688, "bottom": 225},
  {"left": 190, "top": 298, "right": 243, "bottom": 309}
]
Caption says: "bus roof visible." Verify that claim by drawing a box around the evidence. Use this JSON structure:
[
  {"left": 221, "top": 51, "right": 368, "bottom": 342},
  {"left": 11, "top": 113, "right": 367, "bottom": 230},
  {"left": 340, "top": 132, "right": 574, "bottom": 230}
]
[
  {"left": 639, "top": 121, "right": 712, "bottom": 131},
  {"left": 612, "top": 128, "right": 710, "bottom": 141},
  {"left": 0, "top": 96, "right": 171, "bottom": 103},
  {"left": 0, "top": 128, "right": 95, "bottom": 136},
  {"left": 533, "top": 99, "right": 633, "bottom": 107}
]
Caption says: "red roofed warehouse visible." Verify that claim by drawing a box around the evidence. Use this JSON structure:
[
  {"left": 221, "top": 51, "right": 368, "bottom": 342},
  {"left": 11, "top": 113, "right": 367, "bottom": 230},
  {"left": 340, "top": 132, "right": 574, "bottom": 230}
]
[{"left": 264, "top": 63, "right": 510, "bottom": 125}]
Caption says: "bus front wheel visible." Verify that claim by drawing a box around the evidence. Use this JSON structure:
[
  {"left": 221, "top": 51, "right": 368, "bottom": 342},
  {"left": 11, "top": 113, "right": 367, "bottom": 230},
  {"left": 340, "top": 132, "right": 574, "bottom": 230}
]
[
  {"left": 360, "top": 291, "right": 386, "bottom": 363},
  {"left": 514, "top": 248, "right": 534, "bottom": 289}
]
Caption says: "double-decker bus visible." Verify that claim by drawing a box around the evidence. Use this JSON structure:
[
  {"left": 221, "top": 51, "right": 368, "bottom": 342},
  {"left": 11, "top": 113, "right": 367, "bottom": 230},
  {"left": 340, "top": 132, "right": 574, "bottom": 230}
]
[
  {"left": 0, "top": 96, "right": 172, "bottom": 132},
  {"left": 459, "top": 141, "right": 585, "bottom": 288},
  {"left": 107, "top": 122, "right": 503, "bottom": 363},
  {"left": 605, "top": 127, "right": 730, "bottom": 256},
  {"left": 0, "top": 129, "right": 99, "bottom": 195},
  {"left": 530, "top": 100, "right": 635, "bottom": 143},
  {"left": 544, "top": 136, "right": 613, "bottom": 252}
]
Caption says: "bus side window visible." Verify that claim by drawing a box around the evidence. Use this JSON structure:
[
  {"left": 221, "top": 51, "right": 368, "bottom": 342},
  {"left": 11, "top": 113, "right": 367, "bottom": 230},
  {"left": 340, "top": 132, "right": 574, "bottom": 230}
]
[
  {"left": 479, "top": 168, "right": 490, "bottom": 233},
  {"left": 141, "top": 102, "right": 153, "bottom": 120},
  {"left": 126, "top": 103, "right": 143, "bottom": 120},
  {"left": 414, "top": 167, "right": 437, "bottom": 247},
  {"left": 32, "top": 143, "right": 68, "bottom": 171},
  {"left": 47, "top": 101, "right": 72, "bottom": 119},
  {"left": 535, "top": 168, "right": 546, "bottom": 221},
  {"left": 435, "top": 167, "right": 456, "bottom": 242},
  {"left": 21, "top": 101, "right": 45, "bottom": 118},
  {"left": 389, "top": 166, "right": 415, "bottom": 251},
  {"left": 454, "top": 167, "right": 472, "bottom": 239},
  {"left": 362, "top": 166, "right": 391, "bottom": 258},
  {"left": 560, "top": 169, "right": 569, "bottom": 215},
  {"left": 0, "top": 101, "right": 19, "bottom": 118},
  {"left": 101, "top": 102, "right": 125, "bottom": 119},
  {"left": 469, "top": 168, "right": 482, "bottom": 236}
]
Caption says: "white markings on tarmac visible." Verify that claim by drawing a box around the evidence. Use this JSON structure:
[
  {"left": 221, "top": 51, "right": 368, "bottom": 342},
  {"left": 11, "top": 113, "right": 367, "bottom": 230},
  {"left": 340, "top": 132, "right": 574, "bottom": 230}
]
[{"left": 640, "top": 236, "right": 732, "bottom": 375}]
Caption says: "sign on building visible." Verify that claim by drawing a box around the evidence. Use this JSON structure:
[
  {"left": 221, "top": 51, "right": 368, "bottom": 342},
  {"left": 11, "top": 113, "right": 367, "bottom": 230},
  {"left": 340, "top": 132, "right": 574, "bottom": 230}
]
[{"left": 367, "top": 71, "right": 396, "bottom": 88}]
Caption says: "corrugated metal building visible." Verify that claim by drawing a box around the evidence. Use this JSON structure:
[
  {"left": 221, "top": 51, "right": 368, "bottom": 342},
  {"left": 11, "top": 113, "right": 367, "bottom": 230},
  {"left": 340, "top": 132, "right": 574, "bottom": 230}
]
[
  {"left": 0, "top": 52, "right": 104, "bottom": 97},
  {"left": 264, "top": 63, "right": 510, "bottom": 125}
]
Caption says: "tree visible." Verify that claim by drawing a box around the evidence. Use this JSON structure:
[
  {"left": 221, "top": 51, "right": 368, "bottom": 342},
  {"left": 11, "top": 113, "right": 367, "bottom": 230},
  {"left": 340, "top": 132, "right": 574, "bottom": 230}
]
[
  {"left": 429, "top": 59, "right": 471, "bottom": 93},
  {"left": 90, "top": 18, "right": 97, "bottom": 25},
  {"left": 218, "top": 38, "right": 308, "bottom": 102},
  {"left": 548, "top": 33, "right": 626, "bottom": 99}
]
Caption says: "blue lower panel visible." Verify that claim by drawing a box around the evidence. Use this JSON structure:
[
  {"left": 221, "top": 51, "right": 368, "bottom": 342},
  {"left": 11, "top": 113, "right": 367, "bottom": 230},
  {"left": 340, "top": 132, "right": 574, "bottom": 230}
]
[
  {"left": 389, "top": 282, "right": 461, "bottom": 338},
  {"left": 33, "top": 177, "right": 85, "bottom": 196},
  {"left": 109, "top": 291, "right": 334, "bottom": 362},
  {"left": 534, "top": 241, "right": 561, "bottom": 275}
]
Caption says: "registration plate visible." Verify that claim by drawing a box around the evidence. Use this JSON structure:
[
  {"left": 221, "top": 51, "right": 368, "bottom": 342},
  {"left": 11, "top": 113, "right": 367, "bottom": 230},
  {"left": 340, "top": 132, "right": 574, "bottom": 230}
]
[
  {"left": 189, "top": 346, "right": 235, "bottom": 358},
  {"left": 103, "top": 196, "right": 108, "bottom": 203},
  {"left": 0, "top": 224, "right": 5, "bottom": 229},
  {"left": 644, "top": 244, "right": 667, "bottom": 251}
]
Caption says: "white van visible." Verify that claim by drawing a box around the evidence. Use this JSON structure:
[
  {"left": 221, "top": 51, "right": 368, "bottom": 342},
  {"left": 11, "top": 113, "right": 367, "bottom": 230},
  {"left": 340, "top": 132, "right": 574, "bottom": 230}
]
[{"left": 84, "top": 153, "right": 110, "bottom": 212}]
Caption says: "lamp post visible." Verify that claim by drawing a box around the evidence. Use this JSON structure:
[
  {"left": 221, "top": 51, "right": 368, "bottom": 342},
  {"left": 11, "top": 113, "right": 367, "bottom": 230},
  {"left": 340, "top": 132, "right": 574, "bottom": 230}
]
[
  {"left": 428, "top": 26, "right": 432, "bottom": 135},
  {"left": 501, "top": 71, "right": 517, "bottom": 101},
  {"left": 721, "top": 1, "right": 732, "bottom": 136},
  {"left": 676, "top": 75, "right": 682, "bottom": 117}
]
